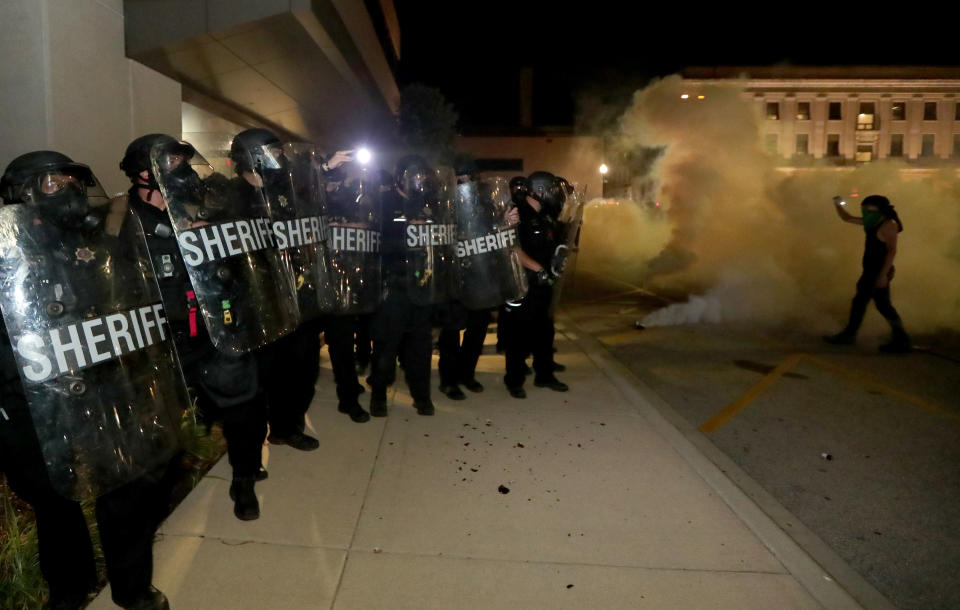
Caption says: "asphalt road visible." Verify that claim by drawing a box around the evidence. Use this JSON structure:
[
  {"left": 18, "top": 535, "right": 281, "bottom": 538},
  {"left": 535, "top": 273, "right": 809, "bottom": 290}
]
[{"left": 560, "top": 271, "right": 960, "bottom": 610}]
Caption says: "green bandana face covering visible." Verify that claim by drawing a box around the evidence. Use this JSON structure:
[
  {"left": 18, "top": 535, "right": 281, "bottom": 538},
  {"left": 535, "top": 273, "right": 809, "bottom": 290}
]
[{"left": 862, "top": 209, "right": 884, "bottom": 232}]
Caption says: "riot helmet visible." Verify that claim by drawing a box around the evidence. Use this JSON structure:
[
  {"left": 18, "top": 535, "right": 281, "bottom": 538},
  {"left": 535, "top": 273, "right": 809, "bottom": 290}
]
[
  {"left": 122, "top": 133, "right": 199, "bottom": 202},
  {"left": 528, "top": 171, "right": 565, "bottom": 218},
  {"left": 395, "top": 154, "right": 436, "bottom": 199},
  {"left": 509, "top": 176, "right": 529, "bottom": 206},
  {"left": 0, "top": 151, "right": 108, "bottom": 231},
  {"left": 229, "top": 128, "right": 287, "bottom": 183}
]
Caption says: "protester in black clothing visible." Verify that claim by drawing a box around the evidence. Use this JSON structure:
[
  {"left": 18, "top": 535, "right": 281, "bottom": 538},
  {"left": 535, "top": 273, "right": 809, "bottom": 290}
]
[{"left": 825, "top": 194, "right": 911, "bottom": 352}]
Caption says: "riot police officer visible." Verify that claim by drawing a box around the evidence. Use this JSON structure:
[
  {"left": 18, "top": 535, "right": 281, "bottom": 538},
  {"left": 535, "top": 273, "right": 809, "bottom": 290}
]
[
  {"left": 120, "top": 134, "right": 275, "bottom": 521},
  {"left": 501, "top": 172, "right": 569, "bottom": 398},
  {"left": 368, "top": 155, "right": 458, "bottom": 417},
  {"left": 0, "top": 151, "right": 173, "bottom": 609}
]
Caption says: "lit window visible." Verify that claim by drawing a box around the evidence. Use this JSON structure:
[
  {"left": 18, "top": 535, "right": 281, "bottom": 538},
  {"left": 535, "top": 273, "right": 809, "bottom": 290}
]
[
  {"left": 921, "top": 134, "right": 935, "bottom": 156},
  {"left": 796, "top": 102, "right": 811, "bottom": 120},
  {"left": 828, "top": 102, "right": 842, "bottom": 120},
  {"left": 826, "top": 134, "right": 841, "bottom": 157},
  {"left": 891, "top": 102, "right": 907, "bottom": 121},
  {"left": 796, "top": 134, "right": 809, "bottom": 155},
  {"left": 924, "top": 102, "right": 938, "bottom": 121},
  {"left": 954, "top": 134, "right": 960, "bottom": 157},
  {"left": 766, "top": 102, "right": 780, "bottom": 120},
  {"left": 857, "top": 102, "right": 876, "bottom": 130},
  {"left": 855, "top": 145, "right": 873, "bottom": 163},
  {"left": 890, "top": 134, "right": 904, "bottom": 157}
]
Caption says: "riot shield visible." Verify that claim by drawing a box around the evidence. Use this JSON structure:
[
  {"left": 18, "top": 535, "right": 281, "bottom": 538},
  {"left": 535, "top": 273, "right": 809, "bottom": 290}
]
[
  {"left": 322, "top": 166, "right": 382, "bottom": 314},
  {"left": 454, "top": 177, "right": 527, "bottom": 310},
  {"left": 151, "top": 139, "right": 299, "bottom": 354},
  {"left": 0, "top": 195, "right": 187, "bottom": 500},
  {"left": 401, "top": 166, "right": 459, "bottom": 306},
  {"left": 257, "top": 143, "right": 337, "bottom": 320},
  {"left": 550, "top": 182, "right": 587, "bottom": 313}
]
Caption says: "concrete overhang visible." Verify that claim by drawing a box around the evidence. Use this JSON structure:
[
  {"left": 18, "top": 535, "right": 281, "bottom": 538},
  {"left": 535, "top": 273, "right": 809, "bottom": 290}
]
[{"left": 124, "top": 0, "right": 400, "bottom": 145}]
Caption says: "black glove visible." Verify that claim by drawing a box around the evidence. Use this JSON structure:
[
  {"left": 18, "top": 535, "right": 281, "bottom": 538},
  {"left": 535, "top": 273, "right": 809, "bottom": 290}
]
[
  {"left": 551, "top": 245, "right": 570, "bottom": 277},
  {"left": 534, "top": 268, "right": 555, "bottom": 286}
]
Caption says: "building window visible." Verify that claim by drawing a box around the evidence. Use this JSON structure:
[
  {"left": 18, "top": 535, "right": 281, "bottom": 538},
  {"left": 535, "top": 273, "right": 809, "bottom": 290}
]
[
  {"left": 796, "top": 134, "right": 809, "bottom": 155},
  {"left": 766, "top": 102, "right": 780, "bottom": 120},
  {"left": 890, "top": 134, "right": 904, "bottom": 157},
  {"left": 828, "top": 102, "right": 842, "bottom": 120},
  {"left": 955, "top": 102, "right": 960, "bottom": 121},
  {"left": 765, "top": 134, "right": 779, "bottom": 154},
  {"left": 954, "top": 134, "right": 960, "bottom": 157},
  {"left": 855, "top": 145, "right": 873, "bottom": 163},
  {"left": 857, "top": 102, "right": 876, "bottom": 130},
  {"left": 796, "top": 102, "right": 811, "bottom": 120},
  {"left": 826, "top": 134, "right": 841, "bottom": 156},
  {"left": 921, "top": 134, "right": 936, "bottom": 156},
  {"left": 891, "top": 101, "right": 907, "bottom": 121},
  {"left": 924, "top": 102, "right": 938, "bottom": 121}
]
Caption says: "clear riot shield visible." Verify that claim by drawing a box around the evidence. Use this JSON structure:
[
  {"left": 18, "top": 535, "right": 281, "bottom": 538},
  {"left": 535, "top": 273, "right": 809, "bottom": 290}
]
[
  {"left": 454, "top": 177, "right": 527, "bottom": 310},
  {"left": 402, "top": 166, "right": 459, "bottom": 306},
  {"left": 257, "top": 143, "right": 337, "bottom": 320},
  {"left": 550, "top": 182, "right": 587, "bottom": 314},
  {"left": 322, "top": 166, "right": 382, "bottom": 314},
  {"left": 151, "top": 139, "right": 299, "bottom": 354},
  {"left": 0, "top": 184, "right": 187, "bottom": 499}
]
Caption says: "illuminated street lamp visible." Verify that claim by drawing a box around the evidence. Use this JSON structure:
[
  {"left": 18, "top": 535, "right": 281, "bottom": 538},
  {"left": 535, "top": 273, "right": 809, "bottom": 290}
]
[
  {"left": 599, "top": 163, "right": 609, "bottom": 175},
  {"left": 680, "top": 94, "right": 689, "bottom": 100}
]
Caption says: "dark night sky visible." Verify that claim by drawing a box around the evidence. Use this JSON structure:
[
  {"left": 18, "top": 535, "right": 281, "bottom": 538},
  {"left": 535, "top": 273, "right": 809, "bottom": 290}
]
[{"left": 394, "top": 2, "right": 958, "bottom": 130}]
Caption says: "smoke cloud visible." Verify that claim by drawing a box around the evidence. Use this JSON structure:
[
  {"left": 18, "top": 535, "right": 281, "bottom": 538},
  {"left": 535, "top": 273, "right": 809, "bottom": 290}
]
[{"left": 576, "top": 74, "right": 960, "bottom": 333}]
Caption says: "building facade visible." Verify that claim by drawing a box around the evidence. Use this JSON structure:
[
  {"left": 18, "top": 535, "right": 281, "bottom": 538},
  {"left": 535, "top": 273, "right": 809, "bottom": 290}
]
[{"left": 683, "top": 67, "right": 960, "bottom": 166}]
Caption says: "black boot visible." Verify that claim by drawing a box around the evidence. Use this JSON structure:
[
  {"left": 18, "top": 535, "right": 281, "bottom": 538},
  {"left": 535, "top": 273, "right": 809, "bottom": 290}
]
[
  {"left": 824, "top": 330, "right": 856, "bottom": 345},
  {"left": 268, "top": 430, "right": 320, "bottom": 451},
  {"left": 119, "top": 586, "right": 170, "bottom": 610},
  {"left": 370, "top": 388, "right": 388, "bottom": 417},
  {"left": 338, "top": 402, "right": 371, "bottom": 423},
  {"left": 534, "top": 376, "right": 569, "bottom": 392},
  {"left": 414, "top": 400, "right": 435, "bottom": 416},
  {"left": 229, "top": 477, "right": 259, "bottom": 521},
  {"left": 439, "top": 383, "right": 466, "bottom": 400},
  {"left": 879, "top": 326, "right": 911, "bottom": 353}
]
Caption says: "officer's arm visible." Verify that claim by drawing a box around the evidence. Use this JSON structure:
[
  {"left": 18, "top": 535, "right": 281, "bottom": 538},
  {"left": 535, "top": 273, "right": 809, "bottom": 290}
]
[{"left": 518, "top": 250, "right": 543, "bottom": 272}]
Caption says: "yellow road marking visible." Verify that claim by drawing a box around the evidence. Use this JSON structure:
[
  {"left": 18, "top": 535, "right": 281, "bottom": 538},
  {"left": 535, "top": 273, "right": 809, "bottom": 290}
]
[
  {"left": 805, "top": 355, "right": 960, "bottom": 424},
  {"left": 699, "top": 354, "right": 806, "bottom": 434}
]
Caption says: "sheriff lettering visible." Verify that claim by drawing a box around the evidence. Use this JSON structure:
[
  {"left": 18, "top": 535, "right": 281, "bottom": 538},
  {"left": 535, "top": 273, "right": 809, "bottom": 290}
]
[
  {"left": 330, "top": 225, "right": 381, "bottom": 253},
  {"left": 406, "top": 223, "right": 458, "bottom": 248},
  {"left": 456, "top": 228, "right": 518, "bottom": 258},
  {"left": 178, "top": 218, "right": 276, "bottom": 267},
  {"left": 14, "top": 303, "right": 169, "bottom": 384}
]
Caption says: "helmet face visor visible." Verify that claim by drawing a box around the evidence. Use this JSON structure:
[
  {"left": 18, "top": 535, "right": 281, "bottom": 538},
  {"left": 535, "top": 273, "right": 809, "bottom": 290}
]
[{"left": 23, "top": 163, "right": 107, "bottom": 205}]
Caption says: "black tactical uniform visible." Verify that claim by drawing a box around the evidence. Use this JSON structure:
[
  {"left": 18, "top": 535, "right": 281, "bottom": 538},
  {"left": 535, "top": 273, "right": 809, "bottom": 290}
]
[
  {"left": 0, "top": 151, "right": 170, "bottom": 610},
  {"left": 367, "top": 161, "right": 436, "bottom": 417},
  {"left": 120, "top": 135, "right": 268, "bottom": 521},
  {"left": 501, "top": 173, "right": 568, "bottom": 396}
]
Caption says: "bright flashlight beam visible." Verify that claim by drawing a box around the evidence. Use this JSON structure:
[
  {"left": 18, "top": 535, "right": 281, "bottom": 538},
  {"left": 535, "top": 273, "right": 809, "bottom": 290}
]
[
  {"left": 356, "top": 148, "right": 372, "bottom": 164},
  {"left": 599, "top": 164, "right": 609, "bottom": 175},
  {"left": 680, "top": 94, "right": 689, "bottom": 99}
]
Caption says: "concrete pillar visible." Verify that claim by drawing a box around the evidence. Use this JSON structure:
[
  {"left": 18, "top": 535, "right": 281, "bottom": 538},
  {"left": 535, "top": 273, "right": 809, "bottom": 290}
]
[{"left": 0, "top": 0, "right": 181, "bottom": 195}]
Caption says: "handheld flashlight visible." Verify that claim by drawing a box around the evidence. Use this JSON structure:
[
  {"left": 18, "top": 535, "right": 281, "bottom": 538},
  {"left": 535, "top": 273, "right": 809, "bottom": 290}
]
[{"left": 356, "top": 148, "right": 372, "bottom": 165}]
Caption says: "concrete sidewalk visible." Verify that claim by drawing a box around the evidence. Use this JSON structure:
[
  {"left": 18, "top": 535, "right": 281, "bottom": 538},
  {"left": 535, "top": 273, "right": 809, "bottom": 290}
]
[{"left": 91, "top": 322, "right": 859, "bottom": 609}]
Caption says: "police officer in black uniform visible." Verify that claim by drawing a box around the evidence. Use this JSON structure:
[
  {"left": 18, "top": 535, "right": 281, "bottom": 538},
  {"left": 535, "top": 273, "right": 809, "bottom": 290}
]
[
  {"left": 367, "top": 155, "right": 438, "bottom": 417},
  {"left": 0, "top": 151, "right": 170, "bottom": 609},
  {"left": 501, "top": 171, "right": 569, "bottom": 398},
  {"left": 226, "top": 129, "right": 325, "bottom": 448},
  {"left": 120, "top": 134, "right": 268, "bottom": 521}
]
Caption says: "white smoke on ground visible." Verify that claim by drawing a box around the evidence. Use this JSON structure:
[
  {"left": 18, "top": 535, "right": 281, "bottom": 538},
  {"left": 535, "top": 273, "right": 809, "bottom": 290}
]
[{"left": 578, "top": 75, "right": 960, "bottom": 333}]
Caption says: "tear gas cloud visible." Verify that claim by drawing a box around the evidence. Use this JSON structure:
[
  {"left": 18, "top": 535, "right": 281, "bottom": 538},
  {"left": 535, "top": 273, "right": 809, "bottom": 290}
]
[{"left": 576, "top": 75, "right": 960, "bottom": 333}]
